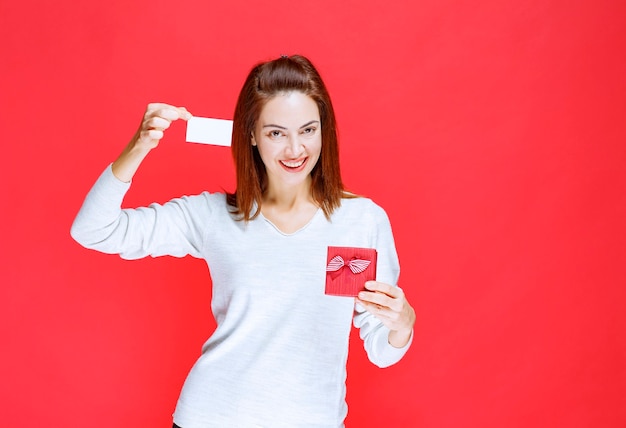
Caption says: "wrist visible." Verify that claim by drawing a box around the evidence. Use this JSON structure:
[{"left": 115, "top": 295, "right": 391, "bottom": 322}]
[
  {"left": 388, "top": 328, "right": 413, "bottom": 348},
  {"left": 112, "top": 140, "right": 152, "bottom": 183}
]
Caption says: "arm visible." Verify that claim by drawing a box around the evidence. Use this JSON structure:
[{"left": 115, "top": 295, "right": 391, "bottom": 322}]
[
  {"left": 112, "top": 103, "right": 191, "bottom": 182},
  {"left": 352, "top": 203, "right": 415, "bottom": 367},
  {"left": 70, "top": 103, "right": 210, "bottom": 259}
]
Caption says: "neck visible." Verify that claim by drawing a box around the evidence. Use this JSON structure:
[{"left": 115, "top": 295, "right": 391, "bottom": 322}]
[
  {"left": 263, "top": 177, "right": 314, "bottom": 211},
  {"left": 261, "top": 177, "right": 319, "bottom": 234}
]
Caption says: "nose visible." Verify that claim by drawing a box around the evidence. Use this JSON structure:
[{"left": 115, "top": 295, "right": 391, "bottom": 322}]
[{"left": 285, "top": 134, "right": 305, "bottom": 157}]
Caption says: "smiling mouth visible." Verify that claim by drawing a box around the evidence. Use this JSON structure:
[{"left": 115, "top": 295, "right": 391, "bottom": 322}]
[{"left": 280, "top": 158, "right": 307, "bottom": 169}]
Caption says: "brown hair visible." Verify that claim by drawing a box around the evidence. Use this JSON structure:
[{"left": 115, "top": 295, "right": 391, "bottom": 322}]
[{"left": 227, "top": 54, "right": 350, "bottom": 221}]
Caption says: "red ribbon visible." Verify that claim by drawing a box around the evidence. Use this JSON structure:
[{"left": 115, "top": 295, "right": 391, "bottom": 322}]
[{"left": 326, "top": 255, "right": 371, "bottom": 274}]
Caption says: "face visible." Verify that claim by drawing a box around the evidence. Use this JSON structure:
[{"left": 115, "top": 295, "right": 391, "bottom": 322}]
[{"left": 252, "top": 91, "right": 322, "bottom": 190}]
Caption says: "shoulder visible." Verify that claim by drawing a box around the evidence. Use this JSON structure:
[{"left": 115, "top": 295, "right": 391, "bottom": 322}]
[
  {"left": 335, "top": 196, "right": 390, "bottom": 224},
  {"left": 339, "top": 196, "right": 387, "bottom": 213},
  {"left": 166, "top": 191, "right": 229, "bottom": 216}
]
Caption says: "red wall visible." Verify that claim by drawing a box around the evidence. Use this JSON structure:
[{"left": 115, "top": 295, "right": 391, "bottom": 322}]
[{"left": 2, "top": 1, "right": 625, "bottom": 427}]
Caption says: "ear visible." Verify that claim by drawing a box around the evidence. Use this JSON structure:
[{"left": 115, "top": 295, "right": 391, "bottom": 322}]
[{"left": 251, "top": 132, "right": 257, "bottom": 146}]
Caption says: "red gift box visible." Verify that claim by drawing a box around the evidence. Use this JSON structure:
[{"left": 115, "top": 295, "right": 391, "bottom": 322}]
[{"left": 324, "top": 246, "right": 378, "bottom": 297}]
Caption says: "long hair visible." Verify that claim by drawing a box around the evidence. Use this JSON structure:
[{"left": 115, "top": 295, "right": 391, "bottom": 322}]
[{"left": 226, "top": 55, "right": 349, "bottom": 221}]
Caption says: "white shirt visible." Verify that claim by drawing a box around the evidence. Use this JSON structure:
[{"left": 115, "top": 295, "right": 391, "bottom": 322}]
[{"left": 71, "top": 165, "right": 412, "bottom": 428}]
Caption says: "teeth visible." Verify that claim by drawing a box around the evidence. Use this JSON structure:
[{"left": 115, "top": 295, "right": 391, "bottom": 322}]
[{"left": 281, "top": 159, "right": 305, "bottom": 168}]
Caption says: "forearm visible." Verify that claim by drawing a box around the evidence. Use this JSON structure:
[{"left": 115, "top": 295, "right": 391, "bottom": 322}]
[{"left": 111, "top": 132, "right": 151, "bottom": 183}]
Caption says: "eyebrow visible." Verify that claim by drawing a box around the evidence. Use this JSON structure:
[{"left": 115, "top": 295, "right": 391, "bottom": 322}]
[{"left": 262, "top": 120, "right": 320, "bottom": 130}]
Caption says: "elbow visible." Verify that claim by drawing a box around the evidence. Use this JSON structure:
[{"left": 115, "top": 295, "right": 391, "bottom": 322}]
[
  {"left": 70, "top": 214, "right": 100, "bottom": 249},
  {"left": 70, "top": 217, "right": 88, "bottom": 247}
]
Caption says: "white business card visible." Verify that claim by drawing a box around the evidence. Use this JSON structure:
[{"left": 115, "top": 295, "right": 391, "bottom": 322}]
[{"left": 186, "top": 116, "right": 233, "bottom": 147}]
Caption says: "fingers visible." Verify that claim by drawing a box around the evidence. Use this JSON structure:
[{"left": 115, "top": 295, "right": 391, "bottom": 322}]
[
  {"left": 142, "top": 129, "right": 164, "bottom": 141},
  {"left": 358, "top": 295, "right": 403, "bottom": 315},
  {"left": 144, "top": 103, "right": 192, "bottom": 125},
  {"left": 179, "top": 107, "right": 192, "bottom": 120},
  {"left": 357, "top": 298, "right": 397, "bottom": 318},
  {"left": 358, "top": 281, "right": 404, "bottom": 311},
  {"left": 356, "top": 281, "right": 415, "bottom": 334},
  {"left": 358, "top": 290, "right": 395, "bottom": 310},
  {"left": 145, "top": 103, "right": 192, "bottom": 121},
  {"left": 136, "top": 103, "right": 192, "bottom": 148},
  {"left": 364, "top": 281, "right": 402, "bottom": 298},
  {"left": 144, "top": 116, "right": 173, "bottom": 131}
]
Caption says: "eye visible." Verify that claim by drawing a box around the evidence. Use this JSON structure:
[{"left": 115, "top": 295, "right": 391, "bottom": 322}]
[
  {"left": 302, "top": 126, "right": 317, "bottom": 135},
  {"left": 268, "top": 130, "right": 283, "bottom": 139}
]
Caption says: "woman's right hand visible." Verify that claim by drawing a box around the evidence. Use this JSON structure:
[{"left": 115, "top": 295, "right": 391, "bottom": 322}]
[
  {"left": 133, "top": 103, "right": 192, "bottom": 151},
  {"left": 112, "top": 103, "right": 192, "bottom": 182}
]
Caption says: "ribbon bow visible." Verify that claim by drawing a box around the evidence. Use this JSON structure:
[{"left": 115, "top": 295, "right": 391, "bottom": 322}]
[{"left": 326, "top": 255, "right": 371, "bottom": 274}]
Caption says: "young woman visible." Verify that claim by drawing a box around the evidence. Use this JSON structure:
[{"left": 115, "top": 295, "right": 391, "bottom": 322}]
[{"left": 71, "top": 55, "right": 415, "bottom": 428}]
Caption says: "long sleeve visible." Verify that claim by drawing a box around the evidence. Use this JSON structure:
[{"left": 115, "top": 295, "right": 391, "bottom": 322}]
[
  {"left": 352, "top": 203, "right": 413, "bottom": 368},
  {"left": 70, "top": 164, "right": 213, "bottom": 260},
  {"left": 353, "top": 301, "right": 413, "bottom": 368}
]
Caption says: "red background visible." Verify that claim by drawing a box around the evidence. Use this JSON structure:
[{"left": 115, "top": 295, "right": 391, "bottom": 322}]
[{"left": 1, "top": 1, "right": 625, "bottom": 427}]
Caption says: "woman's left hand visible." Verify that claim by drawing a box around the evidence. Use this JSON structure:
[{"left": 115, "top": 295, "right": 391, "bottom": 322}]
[{"left": 357, "top": 281, "right": 415, "bottom": 348}]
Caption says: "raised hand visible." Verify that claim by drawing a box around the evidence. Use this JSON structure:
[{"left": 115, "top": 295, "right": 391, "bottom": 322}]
[
  {"left": 133, "top": 103, "right": 192, "bottom": 151},
  {"left": 112, "top": 103, "right": 192, "bottom": 182}
]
